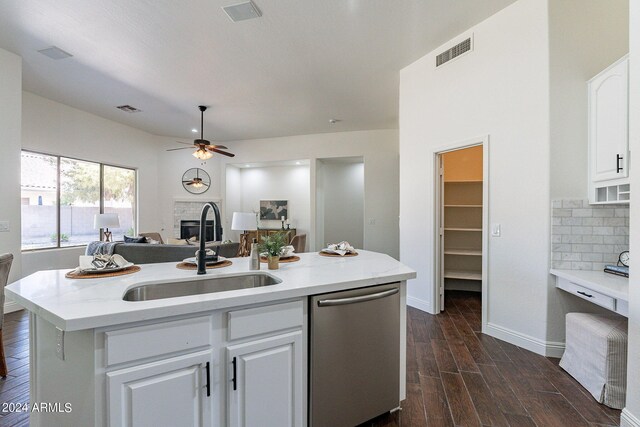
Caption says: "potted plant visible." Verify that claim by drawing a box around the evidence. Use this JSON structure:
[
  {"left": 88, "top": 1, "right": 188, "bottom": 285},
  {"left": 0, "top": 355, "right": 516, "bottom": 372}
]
[{"left": 259, "top": 232, "right": 288, "bottom": 270}]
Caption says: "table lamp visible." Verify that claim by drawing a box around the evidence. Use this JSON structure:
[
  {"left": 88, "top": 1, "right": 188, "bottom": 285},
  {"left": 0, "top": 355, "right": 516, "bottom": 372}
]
[
  {"left": 231, "top": 212, "right": 257, "bottom": 257},
  {"left": 94, "top": 213, "right": 120, "bottom": 242}
]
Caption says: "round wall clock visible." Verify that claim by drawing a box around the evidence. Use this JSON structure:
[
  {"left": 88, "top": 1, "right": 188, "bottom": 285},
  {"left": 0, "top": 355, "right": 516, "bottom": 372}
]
[
  {"left": 618, "top": 250, "right": 629, "bottom": 267},
  {"left": 182, "top": 168, "right": 211, "bottom": 194}
]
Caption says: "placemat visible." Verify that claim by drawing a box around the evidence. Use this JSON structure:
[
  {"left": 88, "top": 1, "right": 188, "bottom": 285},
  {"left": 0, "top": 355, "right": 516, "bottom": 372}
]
[
  {"left": 318, "top": 251, "right": 359, "bottom": 258},
  {"left": 65, "top": 265, "right": 141, "bottom": 279},
  {"left": 176, "top": 260, "right": 233, "bottom": 270},
  {"left": 260, "top": 256, "right": 300, "bottom": 263}
]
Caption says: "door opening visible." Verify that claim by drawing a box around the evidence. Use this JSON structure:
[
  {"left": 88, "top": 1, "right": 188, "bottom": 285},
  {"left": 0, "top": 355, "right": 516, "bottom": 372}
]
[{"left": 435, "top": 143, "right": 487, "bottom": 324}]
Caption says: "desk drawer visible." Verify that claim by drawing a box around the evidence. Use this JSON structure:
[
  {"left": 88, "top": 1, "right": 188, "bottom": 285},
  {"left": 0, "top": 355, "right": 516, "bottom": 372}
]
[{"left": 557, "top": 278, "right": 616, "bottom": 311}]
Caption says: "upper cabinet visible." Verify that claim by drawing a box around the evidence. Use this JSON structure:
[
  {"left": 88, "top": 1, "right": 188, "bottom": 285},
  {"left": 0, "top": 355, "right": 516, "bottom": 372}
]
[{"left": 588, "top": 55, "right": 630, "bottom": 204}]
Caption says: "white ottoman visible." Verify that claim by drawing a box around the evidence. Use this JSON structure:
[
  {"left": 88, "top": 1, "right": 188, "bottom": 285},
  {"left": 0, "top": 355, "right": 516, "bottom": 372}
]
[{"left": 559, "top": 313, "right": 628, "bottom": 409}]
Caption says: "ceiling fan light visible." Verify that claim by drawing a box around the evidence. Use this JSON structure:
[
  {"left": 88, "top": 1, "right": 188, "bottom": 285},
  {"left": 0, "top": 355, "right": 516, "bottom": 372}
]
[{"left": 193, "top": 148, "right": 213, "bottom": 160}]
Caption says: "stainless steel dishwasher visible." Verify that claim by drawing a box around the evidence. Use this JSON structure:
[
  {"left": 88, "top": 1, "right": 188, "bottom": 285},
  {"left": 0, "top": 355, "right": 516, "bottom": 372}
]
[{"left": 309, "top": 282, "right": 400, "bottom": 427}]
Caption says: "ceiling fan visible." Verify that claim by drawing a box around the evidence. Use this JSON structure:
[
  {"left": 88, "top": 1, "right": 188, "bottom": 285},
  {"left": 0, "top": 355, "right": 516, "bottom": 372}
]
[
  {"left": 167, "top": 106, "right": 235, "bottom": 159},
  {"left": 183, "top": 168, "right": 209, "bottom": 188}
]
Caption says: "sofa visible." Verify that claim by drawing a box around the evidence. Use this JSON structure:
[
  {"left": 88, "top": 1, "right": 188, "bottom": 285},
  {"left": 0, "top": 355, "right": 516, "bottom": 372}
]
[{"left": 111, "top": 242, "right": 240, "bottom": 265}]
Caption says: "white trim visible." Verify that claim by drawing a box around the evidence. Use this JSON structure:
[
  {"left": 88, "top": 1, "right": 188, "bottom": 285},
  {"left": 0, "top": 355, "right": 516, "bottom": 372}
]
[
  {"left": 3, "top": 300, "right": 22, "bottom": 315},
  {"left": 486, "top": 322, "right": 565, "bottom": 358},
  {"left": 433, "top": 135, "right": 490, "bottom": 334},
  {"left": 621, "top": 409, "right": 640, "bottom": 427},
  {"left": 406, "top": 296, "right": 433, "bottom": 314}
]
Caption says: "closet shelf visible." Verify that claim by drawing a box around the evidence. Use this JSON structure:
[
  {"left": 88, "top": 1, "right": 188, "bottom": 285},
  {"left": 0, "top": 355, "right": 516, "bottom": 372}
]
[
  {"left": 444, "top": 249, "right": 482, "bottom": 256},
  {"left": 444, "top": 227, "right": 482, "bottom": 232},
  {"left": 444, "top": 270, "right": 482, "bottom": 281},
  {"left": 444, "top": 205, "right": 482, "bottom": 208}
]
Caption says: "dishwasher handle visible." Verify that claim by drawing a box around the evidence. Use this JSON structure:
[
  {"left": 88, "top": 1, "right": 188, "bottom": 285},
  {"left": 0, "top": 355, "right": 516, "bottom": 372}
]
[{"left": 317, "top": 287, "right": 398, "bottom": 307}]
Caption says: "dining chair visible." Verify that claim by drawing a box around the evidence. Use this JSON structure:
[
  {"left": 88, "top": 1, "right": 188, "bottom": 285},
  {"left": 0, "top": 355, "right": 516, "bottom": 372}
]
[
  {"left": 291, "top": 234, "right": 307, "bottom": 253},
  {"left": 0, "top": 253, "right": 14, "bottom": 377}
]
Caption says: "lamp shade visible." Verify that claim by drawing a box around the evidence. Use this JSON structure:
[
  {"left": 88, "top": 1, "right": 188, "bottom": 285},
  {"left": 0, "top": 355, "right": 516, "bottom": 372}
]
[
  {"left": 94, "top": 213, "right": 120, "bottom": 229},
  {"left": 231, "top": 212, "right": 256, "bottom": 231}
]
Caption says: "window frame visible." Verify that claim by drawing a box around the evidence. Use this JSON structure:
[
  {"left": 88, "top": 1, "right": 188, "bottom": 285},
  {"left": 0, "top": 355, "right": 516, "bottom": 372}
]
[{"left": 21, "top": 149, "right": 138, "bottom": 252}]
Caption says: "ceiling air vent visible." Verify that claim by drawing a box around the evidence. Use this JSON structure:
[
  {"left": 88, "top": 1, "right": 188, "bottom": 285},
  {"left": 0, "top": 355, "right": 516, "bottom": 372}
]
[
  {"left": 116, "top": 105, "right": 142, "bottom": 113},
  {"left": 436, "top": 37, "right": 472, "bottom": 67},
  {"left": 223, "top": 1, "right": 262, "bottom": 22},
  {"left": 37, "top": 46, "right": 73, "bottom": 60}
]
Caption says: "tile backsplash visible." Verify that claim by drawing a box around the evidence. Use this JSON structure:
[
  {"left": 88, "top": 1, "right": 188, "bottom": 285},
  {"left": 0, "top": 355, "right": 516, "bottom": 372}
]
[{"left": 551, "top": 200, "right": 629, "bottom": 271}]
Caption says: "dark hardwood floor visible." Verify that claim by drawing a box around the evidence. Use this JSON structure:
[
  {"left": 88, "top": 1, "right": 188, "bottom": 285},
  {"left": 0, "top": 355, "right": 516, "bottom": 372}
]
[
  {"left": 0, "top": 292, "right": 622, "bottom": 427},
  {"left": 361, "top": 291, "right": 621, "bottom": 427},
  {"left": 0, "top": 309, "right": 30, "bottom": 427}
]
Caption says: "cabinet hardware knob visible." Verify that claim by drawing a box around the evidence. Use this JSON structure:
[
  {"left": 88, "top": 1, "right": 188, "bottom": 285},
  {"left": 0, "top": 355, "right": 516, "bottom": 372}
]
[
  {"left": 617, "top": 154, "right": 623, "bottom": 173},
  {"left": 577, "top": 290, "right": 593, "bottom": 298},
  {"left": 205, "top": 362, "right": 211, "bottom": 397},
  {"left": 232, "top": 357, "right": 237, "bottom": 391}
]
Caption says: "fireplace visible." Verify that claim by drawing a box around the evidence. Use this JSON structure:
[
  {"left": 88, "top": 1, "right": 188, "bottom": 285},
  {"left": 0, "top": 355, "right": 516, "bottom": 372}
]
[
  {"left": 180, "top": 220, "right": 218, "bottom": 241},
  {"left": 173, "top": 200, "right": 224, "bottom": 240}
]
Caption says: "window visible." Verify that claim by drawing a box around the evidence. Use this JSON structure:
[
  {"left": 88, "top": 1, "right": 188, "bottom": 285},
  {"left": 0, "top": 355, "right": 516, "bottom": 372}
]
[
  {"left": 103, "top": 165, "right": 137, "bottom": 242},
  {"left": 20, "top": 151, "right": 137, "bottom": 250},
  {"left": 21, "top": 152, "right": 58, "bottom": 250}
]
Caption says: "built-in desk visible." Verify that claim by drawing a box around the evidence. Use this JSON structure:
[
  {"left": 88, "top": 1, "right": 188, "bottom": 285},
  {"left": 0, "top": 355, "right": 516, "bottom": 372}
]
[{"left": 551, "top": 269, "right": 629, "bottom": 317}]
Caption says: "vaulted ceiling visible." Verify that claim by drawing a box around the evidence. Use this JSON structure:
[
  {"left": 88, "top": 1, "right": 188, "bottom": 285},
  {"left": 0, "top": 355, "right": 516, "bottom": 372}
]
[{"left": 0, "top": 0, "right": 515, "bottom": 141}]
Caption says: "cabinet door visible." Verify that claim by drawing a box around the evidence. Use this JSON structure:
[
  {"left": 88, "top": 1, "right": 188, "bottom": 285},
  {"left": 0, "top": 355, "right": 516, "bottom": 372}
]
[
  {"left": 107, "top": 350, "right": 213, "bottom": 427},
  {"left": 589, "top": 57, "right": 629, "bottom": 182},
  {"left": 227, "top": 331, "right": 303, "bottom": 427}
]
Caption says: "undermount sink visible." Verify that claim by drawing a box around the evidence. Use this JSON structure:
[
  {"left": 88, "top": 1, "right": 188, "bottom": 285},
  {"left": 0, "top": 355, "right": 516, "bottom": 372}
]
[{"left": 123, "top": 273, "right": 282, "bottom": 302}]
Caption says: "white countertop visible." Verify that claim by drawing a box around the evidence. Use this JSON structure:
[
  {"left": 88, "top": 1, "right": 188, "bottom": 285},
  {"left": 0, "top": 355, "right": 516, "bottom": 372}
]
[
  {"left": 6, "top": 250, "right": 416, "bottom": 332},
  {"left": 550, "top": 268, "right": 629, "bottom": 301}
]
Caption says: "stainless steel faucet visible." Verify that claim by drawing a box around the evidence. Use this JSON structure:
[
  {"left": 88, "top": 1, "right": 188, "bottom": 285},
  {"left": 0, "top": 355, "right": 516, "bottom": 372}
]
[{"left": 196, "top": 202, "right": 222, "bottom": 275}]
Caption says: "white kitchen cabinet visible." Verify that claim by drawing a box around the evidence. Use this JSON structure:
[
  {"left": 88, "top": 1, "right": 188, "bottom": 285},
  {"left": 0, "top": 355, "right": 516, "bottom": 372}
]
[
  {"left": 588, "top": 55, "right": 630, "bottom": 204},
  {"left": 107, "top": 350, "right": 213, "bottom": 427},
  {"left": 227, "top": 331, "right": 304, "bottom": 427}
]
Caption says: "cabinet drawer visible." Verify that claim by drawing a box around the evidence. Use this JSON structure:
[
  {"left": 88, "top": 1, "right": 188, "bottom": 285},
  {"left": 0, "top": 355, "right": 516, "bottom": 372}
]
[
  {"left": 557, "top": 278, "right": 616, "bottom": 311},
  {"left": 105, "top": 316, "right": 212, "bottom": 366},
  {"left": 227, "top": 300, "right": 303, "bottom": 341}
]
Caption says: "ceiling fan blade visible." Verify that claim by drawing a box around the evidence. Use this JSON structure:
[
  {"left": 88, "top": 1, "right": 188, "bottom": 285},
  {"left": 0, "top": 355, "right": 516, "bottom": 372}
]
[
  {"left": 210, "top": 144, "right": 228, "bottom": 150},
  {"left": 167, "top": 147, "right": 193, "bottom": 151},
  {"left": 207, "top": 147, "right": 235, "bottom": 157}
]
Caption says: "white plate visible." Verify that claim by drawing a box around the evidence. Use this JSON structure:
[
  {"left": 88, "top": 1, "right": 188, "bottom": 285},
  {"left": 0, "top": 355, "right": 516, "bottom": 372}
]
[
  {"left": 80, "top": 262, "right": 134, "bottom": 274},
  {"left": 182, "top": 256, "right": 227, "bottom": 266}
]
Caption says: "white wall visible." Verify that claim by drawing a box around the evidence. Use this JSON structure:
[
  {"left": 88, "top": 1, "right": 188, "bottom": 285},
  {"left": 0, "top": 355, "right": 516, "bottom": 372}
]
[
  {"left": 237, "top": 165, "right": 310, "bottom": 246},
  {"left": 400, "top": 0, "right": 553, "bottom": 348},
  {"left": 20, "top": 92, "right": 161, "bottom": 275},
  {"left": 317, "top": 160, "right": 364, "bottom": 249},
  {"left": 157, "top": 135, "right": 225, "bottom": 241},
  {"left": 0, "top": 48, "right": 22, "bottom": 290},
  {"left": 549, "top": 0, "right": 629, "bottom": 200},
  {"left": 217, "top": 130, "right": 399, "bottom": 258},
  {"left": 547, "top": 0, "right": 629, "bottom": 342},
  {"left": 623, "top": 1, "right": 640, "bottom": 425}
]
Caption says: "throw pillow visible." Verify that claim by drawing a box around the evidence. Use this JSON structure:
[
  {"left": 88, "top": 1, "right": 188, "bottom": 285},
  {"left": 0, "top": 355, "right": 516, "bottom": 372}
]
[{"left": 124, "top": 235, "right": 147, "bottom": 243}]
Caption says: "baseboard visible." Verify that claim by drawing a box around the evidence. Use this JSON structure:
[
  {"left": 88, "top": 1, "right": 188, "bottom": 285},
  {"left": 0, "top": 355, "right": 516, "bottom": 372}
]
[
  {"left": 406, "top": 296, "right": 435, "bottom": 314},
  {"left": 621, "top": 409, "right": 640, "bottom": 427},
  {"left": 486, "top": 322, "right": 565, "bottom": 358},
  {"left": 4, "top": 300, "right": 22, "bottom": 315}
]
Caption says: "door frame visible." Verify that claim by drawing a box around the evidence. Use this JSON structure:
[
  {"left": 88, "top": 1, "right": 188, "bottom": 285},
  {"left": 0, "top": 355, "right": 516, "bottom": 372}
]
[{"left": 433, "top": 135, "right": 490, "bottom": 332}]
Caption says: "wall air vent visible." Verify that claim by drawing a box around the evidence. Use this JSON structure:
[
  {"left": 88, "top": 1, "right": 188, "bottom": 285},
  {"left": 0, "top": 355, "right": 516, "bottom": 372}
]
[
  {"left": 436, "top": 37, "right": 472, "bottom": 67},
  {"left": 116, "top": 105, "right": 142, "bottom": 113}
]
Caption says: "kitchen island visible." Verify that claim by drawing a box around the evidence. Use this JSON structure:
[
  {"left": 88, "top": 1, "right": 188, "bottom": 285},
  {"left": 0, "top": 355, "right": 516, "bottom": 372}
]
[{"left": 6, "top": 250, "right": 416, "bottom": 427}]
